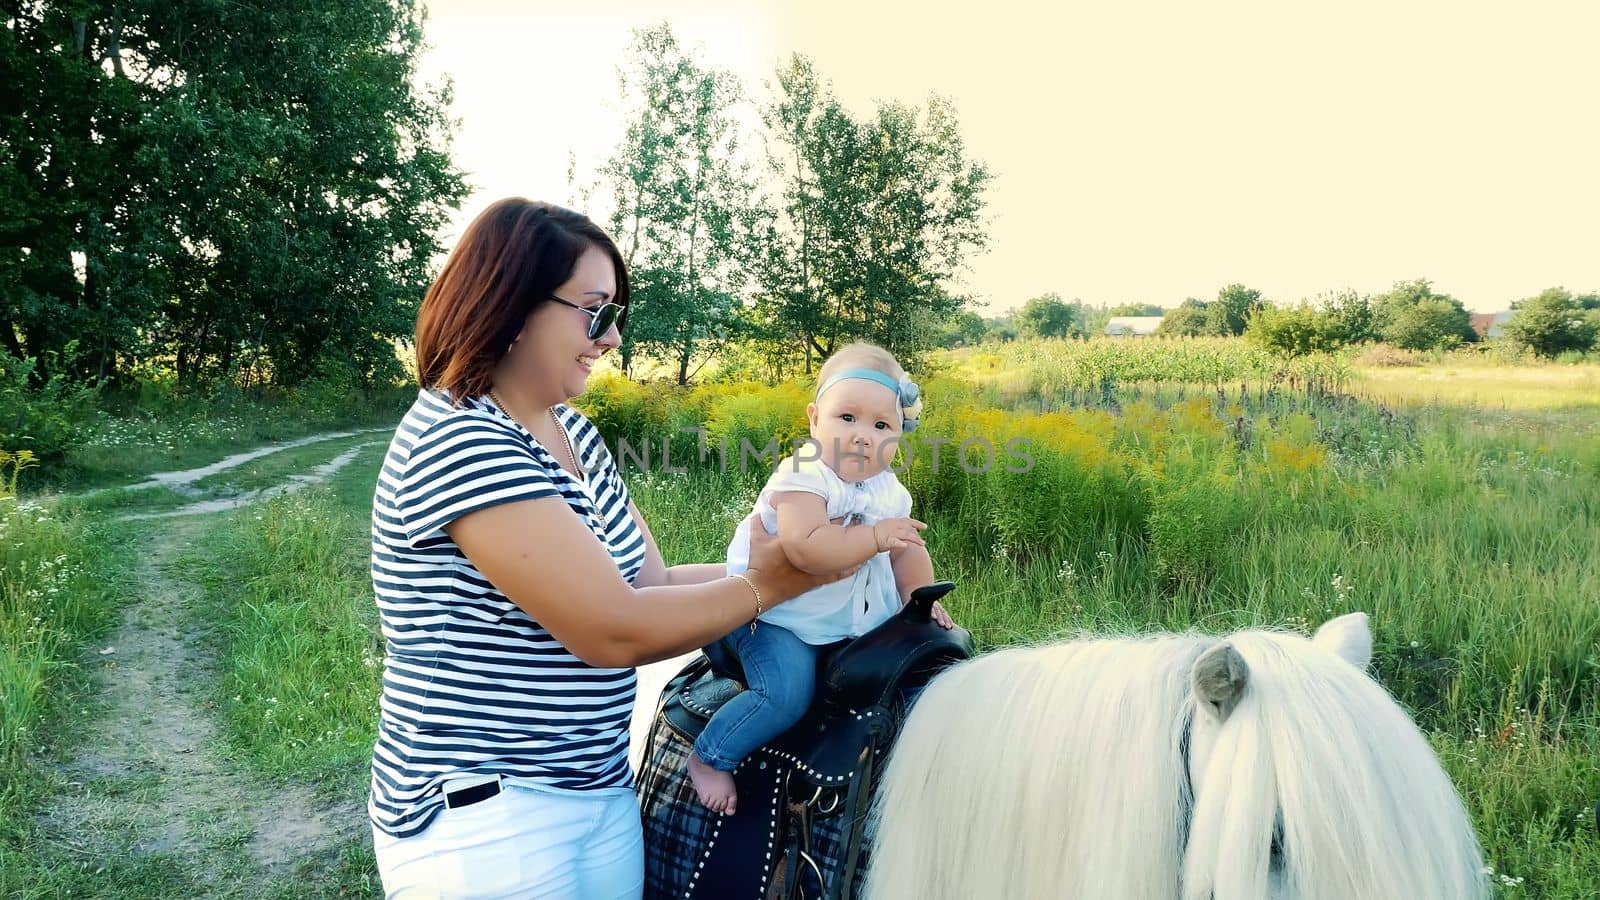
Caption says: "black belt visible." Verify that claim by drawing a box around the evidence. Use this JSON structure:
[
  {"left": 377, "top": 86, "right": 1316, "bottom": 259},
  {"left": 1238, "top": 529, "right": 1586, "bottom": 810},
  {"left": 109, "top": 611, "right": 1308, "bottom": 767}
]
[{"left": 444, "top": 776, "right": 502, "bottom": 810}]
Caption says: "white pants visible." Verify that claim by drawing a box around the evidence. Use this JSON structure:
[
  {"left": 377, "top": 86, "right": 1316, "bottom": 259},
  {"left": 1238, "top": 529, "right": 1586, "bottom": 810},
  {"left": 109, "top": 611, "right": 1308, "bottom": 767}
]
[{"left": 371, "top": 780, "right": 644, "bottom": 900}]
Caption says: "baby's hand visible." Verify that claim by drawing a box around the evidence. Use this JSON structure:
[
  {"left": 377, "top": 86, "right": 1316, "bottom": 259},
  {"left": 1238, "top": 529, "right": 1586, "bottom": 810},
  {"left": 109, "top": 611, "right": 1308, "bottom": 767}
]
[{"left": 872, "top": 517, "right": 926, "bottom": 552}]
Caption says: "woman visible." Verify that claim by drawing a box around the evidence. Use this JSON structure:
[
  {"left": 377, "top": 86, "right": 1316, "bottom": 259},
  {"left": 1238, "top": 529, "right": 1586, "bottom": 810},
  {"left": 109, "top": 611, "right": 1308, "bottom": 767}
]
[{"left": 367, "top": 198, "right": 851, "bottom": 899}]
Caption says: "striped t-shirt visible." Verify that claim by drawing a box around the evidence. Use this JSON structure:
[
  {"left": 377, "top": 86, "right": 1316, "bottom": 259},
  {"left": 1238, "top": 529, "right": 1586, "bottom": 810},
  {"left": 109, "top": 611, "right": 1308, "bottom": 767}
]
[{"left": 368, "top": 388, "right": 646, "bottom": 839}]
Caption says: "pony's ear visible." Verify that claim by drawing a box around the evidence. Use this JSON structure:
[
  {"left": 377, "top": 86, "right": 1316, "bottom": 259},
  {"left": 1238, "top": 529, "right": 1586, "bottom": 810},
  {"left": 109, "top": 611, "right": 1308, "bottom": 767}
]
[
  {"left": 1194, "top": 642, "right": 1249, "bottom": 721},
  {"left": 1312, "top": 611, "right": 1372, "bottom": 671}
]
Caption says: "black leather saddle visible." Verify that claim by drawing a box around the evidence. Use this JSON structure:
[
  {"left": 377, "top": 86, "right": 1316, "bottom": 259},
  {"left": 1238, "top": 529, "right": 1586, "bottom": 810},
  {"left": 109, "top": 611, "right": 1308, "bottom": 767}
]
[{"left": 660, "top": 580, "right": 974, "bottom": 786}]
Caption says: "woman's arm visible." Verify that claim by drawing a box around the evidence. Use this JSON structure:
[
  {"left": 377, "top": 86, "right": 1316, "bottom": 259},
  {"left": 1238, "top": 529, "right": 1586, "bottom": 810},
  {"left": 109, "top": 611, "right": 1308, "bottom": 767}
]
[
  {"left": 771, "top": 491, "right": 925, "bottom": 574},
  {"left": 446, "top": 496, "right": 842, "bottom": 668},
  {"left": 625, "top": 500, "right": 729, "bottom": 588},
  {"left": 663, "top": 563, "right": 730, "bottom": 586}
]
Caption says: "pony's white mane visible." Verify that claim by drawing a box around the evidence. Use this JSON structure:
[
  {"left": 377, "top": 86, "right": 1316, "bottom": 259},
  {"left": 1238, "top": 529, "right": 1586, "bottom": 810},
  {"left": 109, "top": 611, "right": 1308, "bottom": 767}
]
[
  {"left": 1182, "top": 629, "right": 1486, "bottom": 900},
  {"left": 865, "top": 633, "right": 1212, "bottom": 900},
  {"left": 864, "top": 625, "right": 1487, "bottom": 900}
]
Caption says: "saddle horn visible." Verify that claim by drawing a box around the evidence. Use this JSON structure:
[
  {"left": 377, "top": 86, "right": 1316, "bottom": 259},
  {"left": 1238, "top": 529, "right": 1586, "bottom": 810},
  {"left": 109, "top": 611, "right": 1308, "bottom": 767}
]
[{"left": 905, "top": 581, "right": 957, "bottom": 623}]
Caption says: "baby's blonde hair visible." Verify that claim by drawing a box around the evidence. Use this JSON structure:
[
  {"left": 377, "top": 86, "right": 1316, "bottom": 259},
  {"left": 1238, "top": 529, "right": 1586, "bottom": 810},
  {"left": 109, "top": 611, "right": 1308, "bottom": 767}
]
[
  {"left": 815, "top": 342, "right": 924, "bottom": 425},
  {"left": 816, "top": 342, "right": 905, "bottom": 390}
]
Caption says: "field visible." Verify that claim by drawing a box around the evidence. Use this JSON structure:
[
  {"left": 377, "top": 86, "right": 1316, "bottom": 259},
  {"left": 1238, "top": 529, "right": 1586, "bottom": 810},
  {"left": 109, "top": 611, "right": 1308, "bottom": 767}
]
[{"left": 1, "top": 338, "right": 1597, "bottom": 897}]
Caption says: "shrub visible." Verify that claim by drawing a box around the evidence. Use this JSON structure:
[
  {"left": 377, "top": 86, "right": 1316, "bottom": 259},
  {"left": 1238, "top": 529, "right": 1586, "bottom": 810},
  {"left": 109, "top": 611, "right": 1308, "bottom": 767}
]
[
  {"left": 1502, "top": 288, "right": 1600, "bottom": 358},
  {"left": 703, "top": 382, "right": 811, "bottom": 468},
  {"left": 0, "top": 349, "right": 100, "bottom": 465}
]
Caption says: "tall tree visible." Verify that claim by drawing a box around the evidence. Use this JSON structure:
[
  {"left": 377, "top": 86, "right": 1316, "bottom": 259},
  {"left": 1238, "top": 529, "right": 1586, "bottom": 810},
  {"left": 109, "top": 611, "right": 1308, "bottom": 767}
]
[
  {"left": 1206, "top": 283, "right": 1265, "bottom": 336},
  {"left": 600, "top": 24, "right": 755, "bottom": 384},
  {"left": 1, "top": 0, "right": 464, "bottom": 389},
  {"left": 755, "top": 56, "right": 990, "bottom": 370}
]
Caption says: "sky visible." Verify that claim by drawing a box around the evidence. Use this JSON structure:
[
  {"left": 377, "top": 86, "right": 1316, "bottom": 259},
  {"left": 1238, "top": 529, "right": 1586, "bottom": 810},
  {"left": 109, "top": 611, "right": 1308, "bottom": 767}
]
[{"left": 414, "top": 1, "right": 1600, "bottom": 314}]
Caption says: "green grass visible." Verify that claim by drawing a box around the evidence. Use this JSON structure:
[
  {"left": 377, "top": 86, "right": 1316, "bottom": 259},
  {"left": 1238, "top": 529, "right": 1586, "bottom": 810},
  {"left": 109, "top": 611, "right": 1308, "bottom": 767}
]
[
  {"left": 0, "top": 501, "right": 135, "bottom": 802},
  {"left": 191, "top": 432, "right": 387, "bottom": 497},
  {"left": 1355, "top": 362, "right": 1600, "bottom": 410},
  {"left": 193, "top": 443, "right": 387, "bottom": 794},
  {"left": 45, "top": 484, "right": 198, "bottom": 517},
  {"left": 0, "top": 504, "right": 143, "bottom": 897}
]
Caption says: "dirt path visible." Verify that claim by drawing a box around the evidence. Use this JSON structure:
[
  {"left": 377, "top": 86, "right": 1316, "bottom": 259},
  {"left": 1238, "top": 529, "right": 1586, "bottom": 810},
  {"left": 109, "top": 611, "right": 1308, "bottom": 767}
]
[
  {"left": 119, "top": 441, "right": 380, "bottom": 521},
  {"left": 79, "top": 427, "right": 389, "bottom": 501},
  {"left": 36, "top": 451, "right": 371, "bottom": 894}
]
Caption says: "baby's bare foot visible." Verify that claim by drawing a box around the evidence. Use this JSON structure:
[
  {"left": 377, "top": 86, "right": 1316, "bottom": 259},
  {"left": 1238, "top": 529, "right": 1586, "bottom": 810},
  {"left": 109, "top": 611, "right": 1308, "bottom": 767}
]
[{"left": 687, "top": 753, "right": 737, "bottom": 815}]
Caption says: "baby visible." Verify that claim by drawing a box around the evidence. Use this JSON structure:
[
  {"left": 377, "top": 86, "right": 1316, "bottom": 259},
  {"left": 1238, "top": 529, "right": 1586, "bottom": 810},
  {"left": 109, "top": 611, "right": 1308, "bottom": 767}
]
[{"left": 687, "top": 342, "right": 954, "bottom": 814}]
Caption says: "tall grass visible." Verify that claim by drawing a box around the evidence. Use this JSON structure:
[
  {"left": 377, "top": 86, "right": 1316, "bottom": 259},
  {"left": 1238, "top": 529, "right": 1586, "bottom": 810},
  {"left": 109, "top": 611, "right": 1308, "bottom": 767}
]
[
  {"left": 593, "top": 350, "right": 1600, "bottom": 894},
  {"left": 1355, "top": 363, "right": 1600, "bottom": 410},
  {"left": 0, "top": 500, "right": 127, "bottom": 788},
  {"left": 0, "top": 494, "right": 135, "bottom": 897},
  {"left": 623, "top": 442, "right": 1600, "bottom": 894},
  {"left": 193, "top": 445, "right": 388, "bottom": 791}
]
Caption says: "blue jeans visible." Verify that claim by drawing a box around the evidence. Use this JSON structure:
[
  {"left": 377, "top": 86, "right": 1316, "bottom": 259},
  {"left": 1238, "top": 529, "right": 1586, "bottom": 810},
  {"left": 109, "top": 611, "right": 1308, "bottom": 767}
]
[{"left": 692, "top": 624, "right": 822, "bottom": 772}]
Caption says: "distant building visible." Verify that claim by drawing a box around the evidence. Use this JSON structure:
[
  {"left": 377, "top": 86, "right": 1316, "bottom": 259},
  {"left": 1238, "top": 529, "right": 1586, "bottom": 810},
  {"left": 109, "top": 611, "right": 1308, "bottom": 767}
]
[
  {"left": 1104, "top": 316, "right": 1164, "bottom": 337},
  {"left": 1469, "top": 311, "right": 1515, "bottom": 339}
]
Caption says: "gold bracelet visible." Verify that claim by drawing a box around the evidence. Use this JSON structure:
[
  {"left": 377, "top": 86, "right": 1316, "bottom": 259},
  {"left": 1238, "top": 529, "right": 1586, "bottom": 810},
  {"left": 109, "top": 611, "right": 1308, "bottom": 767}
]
[{"left": 732, "top": 573, "right": 764, "bottom": 634}]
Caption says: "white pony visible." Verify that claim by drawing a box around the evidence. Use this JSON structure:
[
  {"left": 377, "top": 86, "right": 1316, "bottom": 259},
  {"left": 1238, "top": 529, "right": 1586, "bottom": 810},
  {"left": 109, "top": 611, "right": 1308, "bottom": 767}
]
[{"left": 863, "top": 613, "right": 1487, "bottom": 900}]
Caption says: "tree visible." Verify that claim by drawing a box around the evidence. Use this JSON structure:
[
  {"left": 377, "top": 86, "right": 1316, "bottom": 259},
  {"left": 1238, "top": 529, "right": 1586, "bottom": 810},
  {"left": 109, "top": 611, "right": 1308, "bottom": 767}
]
[
  {"left": 754, "top": 56, "right": 990, "bottom": 370},
  {"left": 1246, "top": 303, "right": 1340, "bottom": 356},
  {"left": 1158, "top": 299, "right": 1212, "bottom": 337},
  {"left": 1014, "top": 292, "right": 1076, "bottom": 339},
  {"left": 1317, "top": 290, "right": 1376, "bottom": 346},
  {"left": 1075, "top": 302, "right": 1113, "bottom": 337},
  {"left": 1206, "top": 284, "right": 1266, "bottom": 336},
  {"left": 1502, "top": 288, "right": 1600, "bottom": 358},
  {"left": 983, "top": 315, "right": 1017, "bottom": 342},
  {"left": 599, "top": 24, "right": 756, "bottom": 384},
  {"left": 1, "top": 0, "right": 465, "bottom": 389},
  {"left": 1109, "top": 303, "right": 1163, "bottom": 317},
  {"left": 1372, "top": 280, "right": 1476, "bottom": 350},
  {"left": 934, "top": 310, "right": 987, "bottom": 348}
]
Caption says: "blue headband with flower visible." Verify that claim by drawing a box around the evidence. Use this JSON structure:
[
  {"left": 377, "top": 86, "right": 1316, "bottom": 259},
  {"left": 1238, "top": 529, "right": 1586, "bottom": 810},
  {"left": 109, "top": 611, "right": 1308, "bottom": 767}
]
[{"left": 815, "top": 367, "right": 921, "bottom": 432}]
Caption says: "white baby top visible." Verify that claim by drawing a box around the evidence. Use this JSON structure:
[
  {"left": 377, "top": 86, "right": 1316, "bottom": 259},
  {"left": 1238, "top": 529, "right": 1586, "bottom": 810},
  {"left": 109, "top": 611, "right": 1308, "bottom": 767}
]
[{"left": 726, "top": 454, "right": 913, "bottom": 645}]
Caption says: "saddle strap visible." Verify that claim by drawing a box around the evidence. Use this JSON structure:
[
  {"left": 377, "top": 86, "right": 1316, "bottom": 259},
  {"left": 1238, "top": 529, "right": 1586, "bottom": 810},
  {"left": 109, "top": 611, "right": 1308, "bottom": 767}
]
[
  {"left": 836, "top": 740, "right": 878, "bottom": 899},
  {"left": 691, "top": 760, "right": 789, "bottom": 899},
  {"left": 780, "top": 781, "right": 813, "bottom": 900}
]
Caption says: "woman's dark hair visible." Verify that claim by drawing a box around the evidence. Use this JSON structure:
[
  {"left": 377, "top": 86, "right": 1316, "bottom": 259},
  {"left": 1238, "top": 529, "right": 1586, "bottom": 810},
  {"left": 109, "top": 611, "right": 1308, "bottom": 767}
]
[{"left": 414, "top": 198, "right": 629, "bottom": 403}]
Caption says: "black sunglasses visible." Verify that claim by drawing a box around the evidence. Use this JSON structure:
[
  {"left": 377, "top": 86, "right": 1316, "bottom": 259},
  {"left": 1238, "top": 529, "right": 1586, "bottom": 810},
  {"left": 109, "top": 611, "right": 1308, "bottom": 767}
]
[{"left": 546, "top": 295, "right": 624, "bottom": 341}]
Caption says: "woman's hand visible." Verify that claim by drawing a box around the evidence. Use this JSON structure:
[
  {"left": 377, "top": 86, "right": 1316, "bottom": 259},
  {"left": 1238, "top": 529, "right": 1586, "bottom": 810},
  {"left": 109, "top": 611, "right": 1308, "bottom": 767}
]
[{"left": 745, "top": 512, "right": 858, "bottom": 604}]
